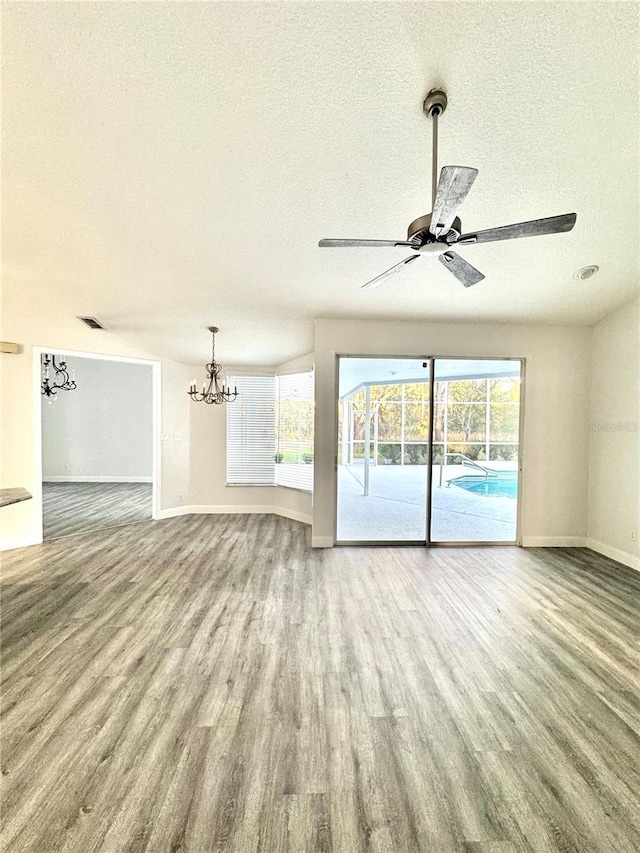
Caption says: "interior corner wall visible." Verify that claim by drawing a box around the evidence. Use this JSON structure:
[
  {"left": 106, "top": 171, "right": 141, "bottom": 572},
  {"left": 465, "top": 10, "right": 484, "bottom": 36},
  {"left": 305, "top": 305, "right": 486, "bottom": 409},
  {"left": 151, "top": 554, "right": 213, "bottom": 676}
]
[
  {"left": 188, "top": 363, "right": 313, "bottom": 524},
  {"left": 158, "top": 359, "right": 191, "bottom": 513},
  {"left": 312, "top": 318, "right": 592, "bottom": 548},
  {"left": 587, "top": 296, "right": 640, "bottom": 570},
  {"left": 42, "top": 356, "right": 153, "bottom": 482},
  {"left": 0, "top": 310, "right": 192, "bottom": 551}
]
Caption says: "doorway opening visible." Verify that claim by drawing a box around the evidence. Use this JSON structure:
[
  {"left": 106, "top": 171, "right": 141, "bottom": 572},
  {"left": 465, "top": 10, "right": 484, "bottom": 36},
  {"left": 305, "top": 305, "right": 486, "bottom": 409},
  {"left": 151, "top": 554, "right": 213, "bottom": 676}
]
[
  {"left": 38, "top": 352, "right": 158, "bottom": 541},
  {"left": 336, "top": 356, "right": 523, "bottom": 544}
]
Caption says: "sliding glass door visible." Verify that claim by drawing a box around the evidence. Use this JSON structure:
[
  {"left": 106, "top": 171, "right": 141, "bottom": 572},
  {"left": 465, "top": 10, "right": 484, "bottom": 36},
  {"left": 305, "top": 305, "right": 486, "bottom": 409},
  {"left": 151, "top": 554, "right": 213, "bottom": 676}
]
[
  {"left": 430, "top": 359, "right": 521, "bottom": 543},
  {"left": 336, "top": 356, "right": 522, "bottom": 544},
  {"left": 337, "top": 358, "right": 431, "bottom": 542}
]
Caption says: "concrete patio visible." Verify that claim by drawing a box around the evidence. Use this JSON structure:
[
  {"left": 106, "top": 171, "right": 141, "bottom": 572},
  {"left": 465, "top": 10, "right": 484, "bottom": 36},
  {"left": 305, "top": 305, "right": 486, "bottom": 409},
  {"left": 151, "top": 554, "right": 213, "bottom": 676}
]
[{"left": 337, "top": 463, "right": 518, "bottom": 541}]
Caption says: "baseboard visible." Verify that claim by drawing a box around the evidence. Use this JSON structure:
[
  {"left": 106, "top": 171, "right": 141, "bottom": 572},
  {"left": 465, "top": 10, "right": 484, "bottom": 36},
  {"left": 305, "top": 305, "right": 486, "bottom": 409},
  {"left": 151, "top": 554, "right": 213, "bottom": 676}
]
[
  {"left": 189, "top": 504, "right": 275, "bottom": 515},
  {"left": 188, "top": 505, "right": 311, "bottom": 525},
  {"left": 156, "top": 506, "right": 190, "bottom": 520},
  {"left": 586, "top": 538, "right": 640, "bottom": 572},
  {"left": 272, "top": 506, "right": 312, "bottom": 525},
  {"left": 0, "top": 534, "right": 42, "bottom": 553},
  {"left": 521, "top": 537, "right": 586, "bottom": 548},
  {"left": 311, "top": 535, "right": 334, "bottom": 548},
  {"left": 43, "top": 476, "right": 153, "bottom": 484}
]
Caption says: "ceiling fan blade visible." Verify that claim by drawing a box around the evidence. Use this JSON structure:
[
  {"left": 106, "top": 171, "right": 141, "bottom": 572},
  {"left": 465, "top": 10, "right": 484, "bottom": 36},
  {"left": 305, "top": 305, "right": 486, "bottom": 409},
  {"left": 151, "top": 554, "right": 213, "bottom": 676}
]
[
  {"left": 458, "top": 212, "right": 577, "bottom": 245},
  {"left": 438, "top": 251, "right": 485, "bottom": 288},
  {"left": 361, "top": 255, "right": 421, "bottom": 290},
  {"left": 319, "top": 238, "right": 417, "bottom": 248},
  {"left": 431, "top": 166, "right": 478, "bottom": 236}
]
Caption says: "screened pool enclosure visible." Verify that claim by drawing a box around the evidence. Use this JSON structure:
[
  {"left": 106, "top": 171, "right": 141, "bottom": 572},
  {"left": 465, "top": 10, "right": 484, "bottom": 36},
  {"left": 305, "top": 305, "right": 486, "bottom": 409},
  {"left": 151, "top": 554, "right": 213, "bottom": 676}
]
[{"left": 337, "top": 357, "right": 522, "bottom": 543}]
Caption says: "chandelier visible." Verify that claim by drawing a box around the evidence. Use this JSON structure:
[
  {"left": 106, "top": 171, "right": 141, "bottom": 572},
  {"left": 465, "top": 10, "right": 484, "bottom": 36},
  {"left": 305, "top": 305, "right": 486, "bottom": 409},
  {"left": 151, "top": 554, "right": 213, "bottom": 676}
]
[
  {"left": 41, "top": 354, "right": 77, "bottom": 398},
  {"left": 188, "top": 326, "right": 238, "bottom": 405}
]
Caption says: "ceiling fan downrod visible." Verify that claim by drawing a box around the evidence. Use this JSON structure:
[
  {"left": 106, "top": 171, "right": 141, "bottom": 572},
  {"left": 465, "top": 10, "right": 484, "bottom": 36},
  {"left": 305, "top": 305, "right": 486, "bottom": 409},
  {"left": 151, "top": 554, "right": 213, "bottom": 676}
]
[{"left": 423, "top": 89, "right": 448, "bottom": 208}]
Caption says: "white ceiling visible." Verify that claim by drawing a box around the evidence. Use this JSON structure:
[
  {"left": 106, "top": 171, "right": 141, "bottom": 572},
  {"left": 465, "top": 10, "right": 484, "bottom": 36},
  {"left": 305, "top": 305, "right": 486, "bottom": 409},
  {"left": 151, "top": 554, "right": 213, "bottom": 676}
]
[{"left": 3, "top": 2, "right": 639, "bottom": 366}]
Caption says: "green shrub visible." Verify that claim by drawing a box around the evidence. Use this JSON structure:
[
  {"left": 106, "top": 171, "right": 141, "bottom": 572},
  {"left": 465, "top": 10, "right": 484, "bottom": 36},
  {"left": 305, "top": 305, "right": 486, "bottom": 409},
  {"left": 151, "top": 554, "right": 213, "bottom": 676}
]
[
  {"left": 378, "top": 444, "right": 401, "bottom": 464},
  {"left": 404, "top": 444, "right": 428, "bottom": 465}
]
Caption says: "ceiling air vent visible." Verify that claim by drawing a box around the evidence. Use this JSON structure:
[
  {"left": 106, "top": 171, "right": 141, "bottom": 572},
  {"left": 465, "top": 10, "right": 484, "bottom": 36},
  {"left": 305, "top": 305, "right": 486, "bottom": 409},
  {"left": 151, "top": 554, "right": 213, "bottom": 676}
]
[{"left": 78, "top": 316, "right": 105, "bottom": 330}]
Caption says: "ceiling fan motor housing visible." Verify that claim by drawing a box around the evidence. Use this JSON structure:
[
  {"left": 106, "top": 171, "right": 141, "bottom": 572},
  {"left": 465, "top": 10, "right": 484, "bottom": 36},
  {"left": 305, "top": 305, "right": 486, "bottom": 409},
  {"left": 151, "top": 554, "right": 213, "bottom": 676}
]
[{"left": 408, "top": 213, "right": 462, "bottom": 246}]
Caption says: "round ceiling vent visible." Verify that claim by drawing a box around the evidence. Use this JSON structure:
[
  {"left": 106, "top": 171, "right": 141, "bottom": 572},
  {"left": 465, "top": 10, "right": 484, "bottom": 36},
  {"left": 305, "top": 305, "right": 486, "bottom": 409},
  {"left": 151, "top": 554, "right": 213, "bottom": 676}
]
[{"left": 573, "top": 265, "right": 599, "bottom": 281}]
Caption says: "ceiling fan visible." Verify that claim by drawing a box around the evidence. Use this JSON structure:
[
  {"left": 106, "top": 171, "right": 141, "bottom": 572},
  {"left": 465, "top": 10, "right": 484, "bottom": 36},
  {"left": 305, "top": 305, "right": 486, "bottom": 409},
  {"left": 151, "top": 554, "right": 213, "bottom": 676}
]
[{"left": 318, "top": 88, "right": 576, "bottom": 289}]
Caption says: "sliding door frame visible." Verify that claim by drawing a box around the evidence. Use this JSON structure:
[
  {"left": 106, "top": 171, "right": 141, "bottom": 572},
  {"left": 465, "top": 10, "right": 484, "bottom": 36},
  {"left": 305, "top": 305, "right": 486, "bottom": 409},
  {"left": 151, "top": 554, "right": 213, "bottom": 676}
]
[{"left": 334, "top": 354, "right": 525, "bottom": 547}]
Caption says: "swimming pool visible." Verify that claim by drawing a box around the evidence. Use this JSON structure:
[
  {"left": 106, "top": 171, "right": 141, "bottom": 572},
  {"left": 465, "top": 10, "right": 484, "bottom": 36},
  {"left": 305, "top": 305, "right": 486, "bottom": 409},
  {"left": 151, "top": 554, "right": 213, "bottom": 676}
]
[{"left": 449, "top": 473, "right": 518, "bottom": 499}]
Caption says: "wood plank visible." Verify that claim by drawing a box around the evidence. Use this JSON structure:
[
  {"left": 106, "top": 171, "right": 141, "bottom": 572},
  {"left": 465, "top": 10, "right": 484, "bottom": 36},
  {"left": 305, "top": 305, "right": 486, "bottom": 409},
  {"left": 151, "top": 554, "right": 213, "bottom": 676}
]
[
  {"left": 42, "top": 482, "right": 152, "bottom": 540},
  {"left": 1, "top": 515, "right": 639, "bottom": 851}
]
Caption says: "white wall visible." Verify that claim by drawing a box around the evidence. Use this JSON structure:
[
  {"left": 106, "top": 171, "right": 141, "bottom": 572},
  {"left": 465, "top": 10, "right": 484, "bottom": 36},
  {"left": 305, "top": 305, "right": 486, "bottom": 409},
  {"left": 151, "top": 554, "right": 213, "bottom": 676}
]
[
  {"left": 0, "top": 310, "right": 191, "bottom": 550},
  {"left": 42, "top": 356, "right": 153, "bottom": 481},
  {"left": 188, "top": 357, "right": 313, "bottom": 524},
  {"left": 7, "top": 304, "right": 637, "bottom": 568},
  {"left": 587, "top": 296, "right": 640, "bottom": 570},
  {"left": 159, "top": 360, "right": 191, "bottom": 512},
  {"left": 313, "top": 319, "right": 592, "bottom": 547}
]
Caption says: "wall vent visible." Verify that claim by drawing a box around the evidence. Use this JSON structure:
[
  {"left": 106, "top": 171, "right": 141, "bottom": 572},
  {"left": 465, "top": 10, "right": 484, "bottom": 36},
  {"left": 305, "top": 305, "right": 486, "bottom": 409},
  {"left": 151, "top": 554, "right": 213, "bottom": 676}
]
[{"left": 78, "top": 316, "right": 105, "bottom": 330}]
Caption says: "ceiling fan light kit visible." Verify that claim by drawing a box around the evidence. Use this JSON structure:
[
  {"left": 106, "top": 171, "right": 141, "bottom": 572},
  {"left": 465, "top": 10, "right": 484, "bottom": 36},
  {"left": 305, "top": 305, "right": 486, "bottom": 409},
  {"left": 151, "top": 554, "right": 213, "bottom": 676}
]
[{"left": 318, "top": 87, "right": 577, "bottom": 290}]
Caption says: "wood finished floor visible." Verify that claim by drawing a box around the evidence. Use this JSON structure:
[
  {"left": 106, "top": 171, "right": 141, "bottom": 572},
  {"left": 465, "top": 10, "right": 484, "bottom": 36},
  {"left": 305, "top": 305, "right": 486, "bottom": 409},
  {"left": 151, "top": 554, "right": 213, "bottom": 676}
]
[
  {"left": 42, "top": 481, "right": 152, "bottom": 540},
  {"left": 1, "top": 514, "right": 639, "bottom": 852}
]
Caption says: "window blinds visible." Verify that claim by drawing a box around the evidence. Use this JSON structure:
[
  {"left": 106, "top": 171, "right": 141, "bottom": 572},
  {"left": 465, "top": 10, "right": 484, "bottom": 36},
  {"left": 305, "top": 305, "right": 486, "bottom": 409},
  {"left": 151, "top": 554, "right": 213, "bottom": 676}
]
[
  {"left": 276, "top": 370, "right": 314, "bottom": 492},
  {"left": 226, "top": 374, "right": 276, "bottom": 485}
]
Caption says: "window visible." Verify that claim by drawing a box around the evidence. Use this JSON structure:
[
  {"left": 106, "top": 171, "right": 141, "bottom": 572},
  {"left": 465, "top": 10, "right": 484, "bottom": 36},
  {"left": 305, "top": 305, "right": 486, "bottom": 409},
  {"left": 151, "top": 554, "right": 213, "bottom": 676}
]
[
  {"left": 226, "top": 369, "right": 314, "bottom": 492},
  {"left": 226, "top": 374, "right": 276, "bottom": 485},
  {"left": 276, "top": 371, "right": 314, "bottom": 492}
]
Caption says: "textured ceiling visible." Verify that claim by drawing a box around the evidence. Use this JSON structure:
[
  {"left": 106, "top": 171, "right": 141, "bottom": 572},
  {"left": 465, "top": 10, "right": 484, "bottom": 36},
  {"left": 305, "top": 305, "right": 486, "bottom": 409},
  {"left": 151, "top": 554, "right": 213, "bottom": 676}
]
[{"left": 3, "top": 1, "right": 639, "bottom": 365}]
